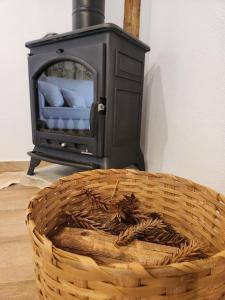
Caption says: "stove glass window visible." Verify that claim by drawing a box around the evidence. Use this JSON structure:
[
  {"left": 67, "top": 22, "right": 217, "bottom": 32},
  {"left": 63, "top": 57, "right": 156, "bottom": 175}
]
[{"left": 36, "top": 60, "right": 94, "bottom": 136}]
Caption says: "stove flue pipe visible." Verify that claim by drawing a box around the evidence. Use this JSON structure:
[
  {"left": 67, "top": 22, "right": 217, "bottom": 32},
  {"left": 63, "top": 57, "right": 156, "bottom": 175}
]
[{"left": 72, "top": 0, "right": 105, "bottom": 30}]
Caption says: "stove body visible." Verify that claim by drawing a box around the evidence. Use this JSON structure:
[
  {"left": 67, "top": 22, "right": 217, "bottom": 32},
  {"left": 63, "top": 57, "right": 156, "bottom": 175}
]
[{"left": 26, "top": 1, "right": 150, "bottom": 174}]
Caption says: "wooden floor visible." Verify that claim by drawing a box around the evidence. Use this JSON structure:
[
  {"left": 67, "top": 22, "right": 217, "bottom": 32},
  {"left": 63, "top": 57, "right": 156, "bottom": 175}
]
[{"left": 0, "top": 162, "right": 40, "bottom": 299}]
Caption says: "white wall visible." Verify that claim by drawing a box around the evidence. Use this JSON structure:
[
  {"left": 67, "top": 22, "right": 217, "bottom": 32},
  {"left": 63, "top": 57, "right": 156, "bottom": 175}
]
[
  {"left": 0, "top": 0, "right": 71, "bottom": 161},
  {"left": 0, "top": 0, "right": 224, "bottom": 193},
  {"left": 140, "top": 0, "right": 225, "bottom": 193}
]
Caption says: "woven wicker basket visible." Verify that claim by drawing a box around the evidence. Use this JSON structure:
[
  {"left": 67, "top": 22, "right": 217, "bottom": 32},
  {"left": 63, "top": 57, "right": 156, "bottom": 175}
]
[{"left": 26, "top": 169, "right": 225, "bottom": 300}]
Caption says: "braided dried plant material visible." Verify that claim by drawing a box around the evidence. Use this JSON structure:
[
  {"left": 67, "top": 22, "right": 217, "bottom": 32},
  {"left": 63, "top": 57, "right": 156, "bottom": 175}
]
[
  {"left": 81, "top": 193, "right": 143, "bottom": 235},
  {"left": 148, "top": 212, "right": 162, "bottom": 220},
  {"left": 63, "top": 210, "right": 103, "bottom": 230},
  {"left": 116, "top": 218, "right": 166, "bottom": 246},
  {"left": 119, "top": 193, "right": 139, "bottom": 214},
  {"left": 52, "top": 188, "right": 188, "bottom": 249},
  {"left": 138, "top": 212, "right": 188, "bottom": 247},
  {"left": 116, "top": 216, "right": 188, "bottom": 248},
  {"left": 114, "top": 193, "right": 145, "bottom": 225},
  {"left": 58, "top": 190, "right": 188, "bottom": 249},
  {"left": 100, "top": 193, "right": 146, "bottom": 235},
  {"left": 139, "top": 227, "right": 188, "bottom": 248},
  {"left": 157, "top": 239, "right": 211, "bottom": 265},
  {"left": 58, "top": 192, "right": 132, "bottom": 235},
  {"left": 83, "top": 188, "right": 109, "bottom": 211},
  {"left": 102, "top": 213, "right": 129, "bottom": 235}
]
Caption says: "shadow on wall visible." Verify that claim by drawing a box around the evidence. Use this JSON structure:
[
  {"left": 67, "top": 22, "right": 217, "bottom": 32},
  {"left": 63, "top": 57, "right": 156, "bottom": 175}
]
[{"left": 141, "top": 65, "right": 168, "bottom": 172}]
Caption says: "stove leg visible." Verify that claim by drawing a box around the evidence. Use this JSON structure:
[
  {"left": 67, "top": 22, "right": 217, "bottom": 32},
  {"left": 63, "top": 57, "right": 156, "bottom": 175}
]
[
  {"left": 135, "top": 151, "right": 145, "bottom": 171},
  {"left": 27, "top": 157, "right": 41, "bottom": 176}
]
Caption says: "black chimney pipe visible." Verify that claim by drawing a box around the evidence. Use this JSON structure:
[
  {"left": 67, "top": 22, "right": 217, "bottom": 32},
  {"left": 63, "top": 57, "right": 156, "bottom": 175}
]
[{"left": 72, "top": 0, "right": 105, "bottom": 30}]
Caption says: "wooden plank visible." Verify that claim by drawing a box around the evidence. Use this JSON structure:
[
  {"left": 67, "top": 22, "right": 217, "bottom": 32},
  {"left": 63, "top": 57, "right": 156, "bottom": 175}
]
[
  {"left": 0, "top": 240, "right": 34, "bottom": 284},
  {"left": 0, "top": 280, "right": 36, "bottom": 300},
  {"left": 0, "top": 184, "right": 39, "bottom": 211},
  {"left": 0, "top": 209, "right": 28, "bottom": 242},
  {"left": 0, "top": 161, "right": 49, "bottom": 173},
  {"left": 0, "top": 234, "right": 30, "bottom": 245},
  {"left": 0, "top": 264, "right": 34, "bottom": 285},
  {"left": 124, "top": 0, "right": 141, "bottom": 38},
  {"left": 0, "top": 161, "right": 29, "bottom": 173},
  {"left": 0, "top": 240, "right": 33, "bottom": 270},
  {"left": 0, "top": 179, "right": 38, "bottom": 299}
]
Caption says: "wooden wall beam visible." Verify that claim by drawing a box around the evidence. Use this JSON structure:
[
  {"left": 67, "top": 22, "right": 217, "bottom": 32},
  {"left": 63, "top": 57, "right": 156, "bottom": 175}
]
[{"left": 123, "top": 0, "right": 141, "bottom": 38}]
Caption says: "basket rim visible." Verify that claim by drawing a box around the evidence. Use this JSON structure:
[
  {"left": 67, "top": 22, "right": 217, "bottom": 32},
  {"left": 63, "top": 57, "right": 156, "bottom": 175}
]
[
  {"left": 26, "top": 169, "right": 225, "bottom": 273},
  {"left": 30, "top": 168, "right": 225, "bottom": 200}
]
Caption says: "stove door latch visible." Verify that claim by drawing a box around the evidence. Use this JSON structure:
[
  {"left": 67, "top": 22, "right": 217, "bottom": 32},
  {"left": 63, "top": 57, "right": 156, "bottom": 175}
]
[{"left": 98, "top": 103, "right": 105, "bottom": 112}]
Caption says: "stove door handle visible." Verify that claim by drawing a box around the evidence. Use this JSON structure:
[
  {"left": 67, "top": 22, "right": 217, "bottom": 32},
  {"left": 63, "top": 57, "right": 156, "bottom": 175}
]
[
  {"left": 89, "top": 102, "right": 97, "bottom": 135},
  {"left": 98, "top": 103, "right": 105, "bottom": 112}
]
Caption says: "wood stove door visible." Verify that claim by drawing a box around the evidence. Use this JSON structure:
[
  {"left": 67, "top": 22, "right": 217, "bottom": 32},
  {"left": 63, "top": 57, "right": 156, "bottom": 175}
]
[{"left": 29, "top": 44, "right": 105, "bottom": 157}]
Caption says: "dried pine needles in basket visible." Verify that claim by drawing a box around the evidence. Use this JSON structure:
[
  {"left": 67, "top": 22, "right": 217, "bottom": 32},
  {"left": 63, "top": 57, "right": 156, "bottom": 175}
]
[{"left": 49, "top": 187, "right": 212, "bottom": 267}]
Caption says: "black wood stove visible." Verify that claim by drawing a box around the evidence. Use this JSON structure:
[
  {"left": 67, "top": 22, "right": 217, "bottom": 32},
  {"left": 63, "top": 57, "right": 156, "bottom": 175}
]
[{"left": 26, "top": 0, "right": 150, "bottom": 175}]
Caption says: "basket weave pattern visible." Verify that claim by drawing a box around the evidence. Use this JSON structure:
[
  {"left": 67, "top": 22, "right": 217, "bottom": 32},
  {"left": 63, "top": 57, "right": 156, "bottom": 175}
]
[{"left": 27, "top": 169, "right": 225, "bottom": 300}]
